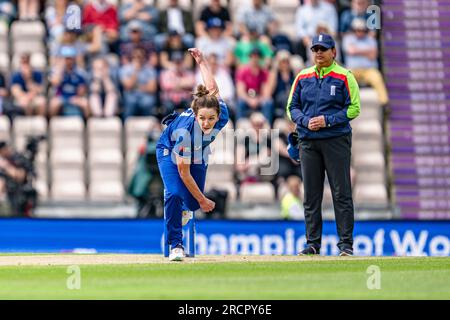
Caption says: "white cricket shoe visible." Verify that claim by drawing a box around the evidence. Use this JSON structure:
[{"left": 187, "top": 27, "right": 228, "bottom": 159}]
[{"left": 169, "top": 246, "right": 185, "bottom": 261}]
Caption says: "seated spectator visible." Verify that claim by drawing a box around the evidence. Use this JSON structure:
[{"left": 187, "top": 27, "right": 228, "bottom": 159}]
[
  {"left": 159, "top": 30, "right": 193, "bottom": 70},
  {"left": 236, "top": 48, "right": 274, "bottom": 124},
  {"left": 236, "top": 0, "right": 275, "bottom": 37},
  {"left": 89, "top": 57, "right": 118, "bottom": 118},
  {"left": 280, "top": 176, "right": 304, "bottom": 220},
  {"left": 195, "top": 53, "right": 236, "bottom": 122},
  {"left": 118, "top": 0, "right": 159, "bottom": 41},
  {"left": 235, "top": 112, "right": 274, "bottom": 187},
  {"left": 342, "top": 18, "right": 389, "bottom": 107},
  {"left": 160, "top": 51, "right": 195, "bottom": 114},
  {"left": 234, "top": 22, "right": 273, "bottom": 68},
  {"left": 155, "top": 0, "right": 195, "bottom": 50},
  {"left": 77, "top": 24, "right": 110, "bottom": 70},
  {"left": 0, "top": 71, "right": 7, "bottom": 114},
  {"left": 45, "top": 0, "right": 69, "bottom": 58},
  {"left": 10, "top": 53, "right": 46, "bottom": 116},
  {"left": 294, "top": 0, "right": 338, "bottom": 63},
  {"left": 268, "top": 19, "right": 294, "bottom": 54},
  {"left": 83, "top": 0, "right": 119, "bottom": 50},
  {"left": 119, "top": 20, "right": 158, "bottom": 67},
  {"left": 196, "top": 0, "right": 232, "bottom": 38},
  {"left": 267, "top": 50, "right": 295, "bottom": 120},
  {"left": 196, "top": 18, "right": 234, "bottom": 69},
  {"left": 340, "top": 0, "right": 375, "bottom": 37},
  {"left": 49, "top": 46, "right": 89, "bottom": 118},
  {"left": 0, "top": 1, "right": 17, "bottom": 26},
  {"left": 51, "top": 28, "right": 84, "bottom": 68},
  {"left": 17, "top": 0, "right": 41, "bottom": 20},
  {"left": 119, "top": 47, "right": 158, "bottom": 119}
]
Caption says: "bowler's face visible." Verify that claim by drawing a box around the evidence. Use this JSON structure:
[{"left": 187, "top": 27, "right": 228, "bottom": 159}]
[{"left": 196, "top": 108, "right": 219, "bottom": 134}]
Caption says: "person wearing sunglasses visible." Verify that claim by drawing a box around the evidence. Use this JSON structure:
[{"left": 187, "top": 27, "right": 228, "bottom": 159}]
[{"left": 286, "top": 33, "right": 360, "bottom": 257}]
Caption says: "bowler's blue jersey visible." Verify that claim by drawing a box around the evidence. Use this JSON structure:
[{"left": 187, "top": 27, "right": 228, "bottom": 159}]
[{"left": 156, "top": 98, "right": 229, "bottom": 164}]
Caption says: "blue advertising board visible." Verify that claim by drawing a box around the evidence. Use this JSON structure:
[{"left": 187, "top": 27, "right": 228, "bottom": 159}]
[{"left": 0, "top": 219, "right": 448, "bottom": 256}]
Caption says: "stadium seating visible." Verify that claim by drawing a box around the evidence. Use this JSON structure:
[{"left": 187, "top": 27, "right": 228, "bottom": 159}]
[
  {"left": 10, "top": 20, "right": 46, "bottom": 39},
  {"left": 87, "top": 118, "right": 124, "bottom": 201},
  {"left": 88, "top": 151, "right": 124, "bottom": 202},
  {"left": 204, "top": 121, "right": 237, "bottom": 205},
  {"left": 354, "top": 184, "right": 388, "bottom": 206},
  {"left": 0, "top": 53, "right": 8, "bottom": 74},
  {"left": 351, "top": 89, "right": 388, "bottom": 207},
  {"left": 49, "top": 116, "right": 84, "bottom": 150},
  {"left": 0, "top": 23, "right": 7, "bottom": 43},
  {"left": 10, "top": 21, "right": 46, "bottom": 57},
  {"left": 240, "top": 182, "right": 275, "bottom": 204},
  {"left": 382, "top": 2, "right": 449, "bottom": 218},
  {"left": 156, "top": 0, "right": 191, "bottom": 10},
  {"left": 49, "top": 117, "right": 85, "bottom": 201},
  {"left": 272, "top": 118, "right": 288, "bottom": 132},
  {"left": 11, "top": 52, "right": 47, "bottom": 71},
  {"left": 87, "top": 117, "right": 122, "bottom": 151},
  {"left": 0, "top": 23, "right": 8, "bottom": 73},
  {"left": 51, "top": 180, "right": 86, "bottom": 201},
  {"left": 124, "top": 116, "right": 160, "bottom": 182},
  {"left": 0, "top": 116, "right": 10, "bottom": 142}
]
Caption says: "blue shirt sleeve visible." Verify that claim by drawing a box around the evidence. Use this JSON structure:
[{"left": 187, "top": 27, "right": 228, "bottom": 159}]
[
  {"left": 11, "top": 72, "right": 24, "bottom": 88},
  {"left": 33, "top": 71, "right": 43, "bottom": 85},
  {"left": 77, "top": 72, "right": 86, "bottom": 86},
  {"left": 213, "top": 98, "right": 229, "bottom": 131}
]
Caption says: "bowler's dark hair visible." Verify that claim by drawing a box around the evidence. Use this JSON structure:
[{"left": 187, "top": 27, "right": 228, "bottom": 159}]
[{"left": 191, "top": 85, "right": 220, "bottom": 116}]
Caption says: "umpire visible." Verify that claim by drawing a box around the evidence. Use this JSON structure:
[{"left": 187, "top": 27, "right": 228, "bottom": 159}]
[{"left": 286, "top": 33, "right": 360, "bottom": 256}]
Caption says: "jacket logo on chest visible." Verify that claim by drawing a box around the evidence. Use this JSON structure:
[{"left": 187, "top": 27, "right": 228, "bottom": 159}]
[{"left": 330, "top": 85, "right": 336, "bottom": 96}]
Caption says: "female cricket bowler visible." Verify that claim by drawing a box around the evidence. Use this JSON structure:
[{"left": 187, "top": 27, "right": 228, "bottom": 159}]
[{"left": 156, "top": 48, "right": 229, "bottom": 261}]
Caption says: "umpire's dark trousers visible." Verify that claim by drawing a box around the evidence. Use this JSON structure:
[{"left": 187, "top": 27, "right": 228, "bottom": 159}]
[{"left": 299, "top": 133, "right": 354, "bottom": 252}]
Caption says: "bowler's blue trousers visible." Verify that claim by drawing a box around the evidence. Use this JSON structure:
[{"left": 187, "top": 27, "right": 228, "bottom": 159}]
[{"left": 157, "top": 148, "right": 207, "bottom": 248}]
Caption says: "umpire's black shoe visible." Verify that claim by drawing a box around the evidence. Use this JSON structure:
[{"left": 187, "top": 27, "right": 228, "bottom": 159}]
[
  {"left": 339, "top": 249, "right": 353, "bottom": 256},
  {"left": 298, "top": 246, "right": 320, "bottom": 256}
]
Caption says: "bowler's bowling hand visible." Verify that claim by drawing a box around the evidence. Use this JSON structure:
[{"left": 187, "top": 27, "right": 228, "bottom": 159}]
[
  {"left": 188, "top": 48, "right": 205, "bottom": 65},
  {"left": 200, "top": 197, "right": 215, "bottom": 213}
]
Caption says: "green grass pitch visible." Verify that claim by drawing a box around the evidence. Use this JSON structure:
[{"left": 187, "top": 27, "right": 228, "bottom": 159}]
[{"left": 0, "top": 256, "right": 449, "bottom": 299}]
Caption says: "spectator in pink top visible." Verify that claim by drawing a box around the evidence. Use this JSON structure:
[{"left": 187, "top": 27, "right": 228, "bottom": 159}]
[{"left": 236, "top": 48, "right": 274, "bottom": 124}]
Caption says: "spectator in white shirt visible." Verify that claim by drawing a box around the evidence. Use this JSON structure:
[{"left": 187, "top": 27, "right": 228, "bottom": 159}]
[
  {"left": 236, "top": 0, "right": 275, "bottom": 37},
  {"left": 196, "top": 18, "right": 234, "bottom": 69},
  {"left": 295, "top": 0, "right": 338, "bottom": 62}
]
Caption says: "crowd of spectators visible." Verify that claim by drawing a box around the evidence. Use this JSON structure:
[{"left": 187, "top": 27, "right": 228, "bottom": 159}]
[
  {"left": 0, "top": 0, "right": 387, "bottom": 121},
  {"left": 0, "top": 0, "right": 386, "bottom": 213}
]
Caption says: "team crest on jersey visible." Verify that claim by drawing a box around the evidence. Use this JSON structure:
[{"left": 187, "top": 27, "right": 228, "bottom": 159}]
[
  {"left": 180, "top": 109, "right": 193, "bottom": 117},
  {"left": 330, "top": 85, "right": 336, "bottom": 96}
]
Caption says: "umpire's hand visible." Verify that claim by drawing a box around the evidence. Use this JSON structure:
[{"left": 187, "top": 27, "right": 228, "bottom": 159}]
[{"left": 308, "top": 115, "right": 326, "bottom": 131}]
